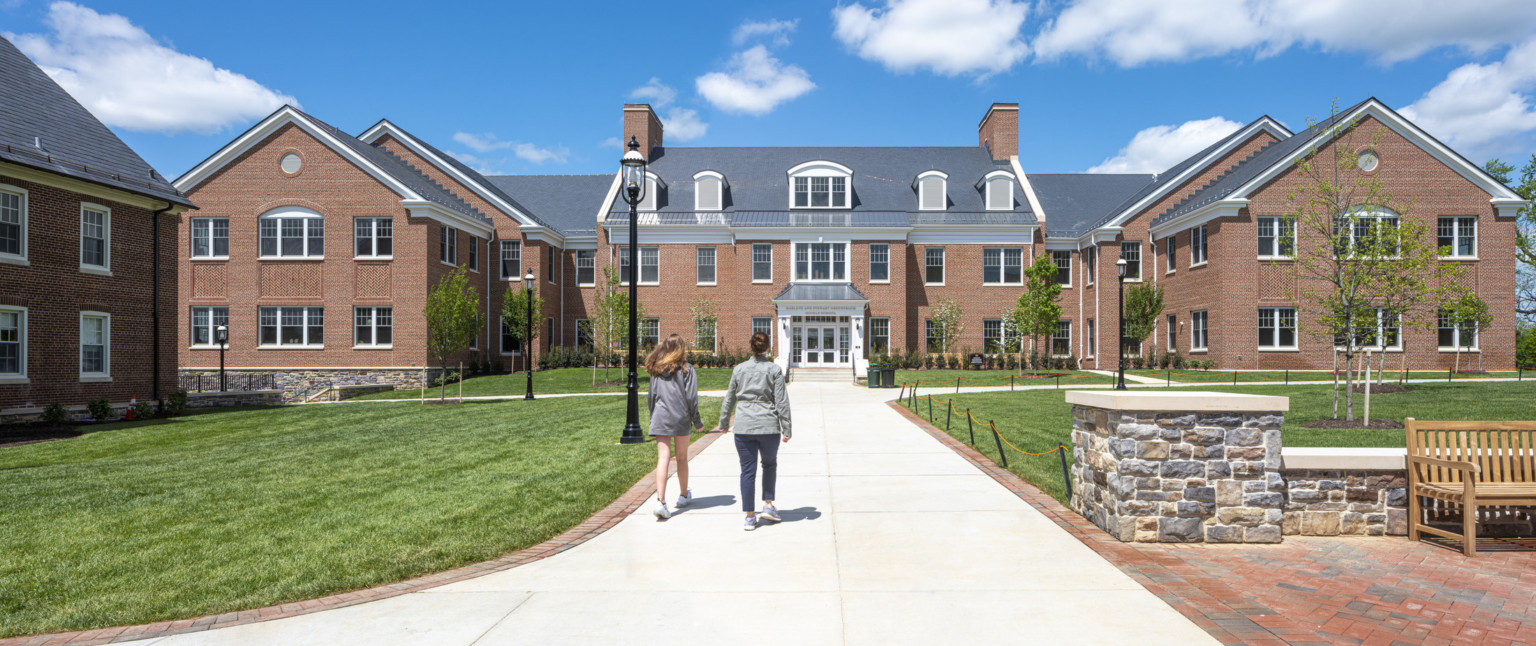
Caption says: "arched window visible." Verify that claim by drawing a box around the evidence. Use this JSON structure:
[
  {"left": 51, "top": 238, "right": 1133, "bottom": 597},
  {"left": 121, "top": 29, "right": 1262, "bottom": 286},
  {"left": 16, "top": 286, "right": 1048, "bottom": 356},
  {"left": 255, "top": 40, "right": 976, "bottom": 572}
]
[
  {"left": 694, "top": 171, "right": 726, "bottom": 211},
  {"left": 259, "top": 206, "right": 324, "bottom": 258},
  {"left": 915, "top": 171, "right": 947, "bottom": 211},
  {"left": 639, "top": 173, "right": 665, "bottom": 212},
  {"left": 1336, "top": 206, "right": 1401, "bottom": 257},
  {"left": 787, "top": 161, "right": 853, "bottom": 209},
  {"left": 981, "top": 171, "right": 1015, "bottom": 211}
]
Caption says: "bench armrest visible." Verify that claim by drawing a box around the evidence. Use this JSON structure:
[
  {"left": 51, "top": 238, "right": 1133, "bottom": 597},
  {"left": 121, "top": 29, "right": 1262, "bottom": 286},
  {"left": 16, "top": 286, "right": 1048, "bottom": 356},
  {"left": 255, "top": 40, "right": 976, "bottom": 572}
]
[{"left": 1407, "top": 455, "right": 1482, "bottom": 474}]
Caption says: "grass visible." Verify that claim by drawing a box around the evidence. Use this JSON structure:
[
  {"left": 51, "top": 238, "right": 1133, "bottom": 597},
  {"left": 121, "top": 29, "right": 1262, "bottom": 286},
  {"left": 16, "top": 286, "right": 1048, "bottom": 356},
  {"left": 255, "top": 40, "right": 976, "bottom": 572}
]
[
  {"left": 884, "top": 369, "right": 1115, "bottom": 389},
  {"left": 1127, "top": 368, "right": 1526, "bottom": 384},
  {"left": 904, "top": 381, "right": 1536, "bottom": 505},
  {"left": 347, "top": 366, "right": 736, "bottom": 400},
  {"left": 0, "top": 396, "right": 721, "bottom": 638}
]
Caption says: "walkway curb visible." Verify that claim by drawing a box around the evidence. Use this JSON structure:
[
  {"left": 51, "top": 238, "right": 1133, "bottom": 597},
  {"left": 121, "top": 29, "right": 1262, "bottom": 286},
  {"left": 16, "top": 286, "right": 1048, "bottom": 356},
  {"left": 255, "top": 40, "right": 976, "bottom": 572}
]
[{"left": 0, "top": 433, "right": 722, "bottom": 646}]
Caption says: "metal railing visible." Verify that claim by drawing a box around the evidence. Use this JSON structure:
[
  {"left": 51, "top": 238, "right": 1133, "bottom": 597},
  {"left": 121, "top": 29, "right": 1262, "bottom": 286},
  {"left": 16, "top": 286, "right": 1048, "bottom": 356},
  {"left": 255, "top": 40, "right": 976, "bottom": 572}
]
[{"left": 179, "top": 373, "right": 277, "bottom": 393}]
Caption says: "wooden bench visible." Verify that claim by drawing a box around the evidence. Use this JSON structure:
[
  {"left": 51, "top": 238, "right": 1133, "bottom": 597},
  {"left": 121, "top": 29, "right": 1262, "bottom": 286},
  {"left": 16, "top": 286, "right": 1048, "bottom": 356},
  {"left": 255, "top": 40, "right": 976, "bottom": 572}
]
[{"left": 1406, "top": 418, "right": 1536, "bottom": 556}]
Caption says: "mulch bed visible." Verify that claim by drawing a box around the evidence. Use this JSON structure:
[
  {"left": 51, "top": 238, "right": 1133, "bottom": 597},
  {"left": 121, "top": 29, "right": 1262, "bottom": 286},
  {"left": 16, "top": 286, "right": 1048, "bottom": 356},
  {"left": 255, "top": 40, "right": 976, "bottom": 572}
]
[
  {"left": 1350, "top": 383, "right": 1410, "bottom": 394},
  {"left": 0, "top": 425, "right": 82, "bottom": 448},
  {"left": 1300, "top": 417, "right": 1404, "bottom": 429}
]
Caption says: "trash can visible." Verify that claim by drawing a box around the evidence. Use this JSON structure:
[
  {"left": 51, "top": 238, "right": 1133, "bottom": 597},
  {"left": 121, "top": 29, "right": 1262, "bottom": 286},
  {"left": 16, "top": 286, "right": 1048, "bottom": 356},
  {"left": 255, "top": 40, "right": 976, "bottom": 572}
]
[
  {"left": 866, "top": 367, "right": 882, "bottom": 388},
  {"left": 881, "top": 366, "right": 896, "bottom": 388}
]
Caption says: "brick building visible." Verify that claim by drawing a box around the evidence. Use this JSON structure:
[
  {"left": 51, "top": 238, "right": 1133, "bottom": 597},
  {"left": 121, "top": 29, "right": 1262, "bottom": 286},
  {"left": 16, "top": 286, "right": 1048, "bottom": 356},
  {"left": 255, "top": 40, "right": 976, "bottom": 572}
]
[
  {"left": 174, "top": 99, "right": 1522, "bottom": 397},
  {"left": 0, "top": 36, "right": 195, "bottom": 416}
]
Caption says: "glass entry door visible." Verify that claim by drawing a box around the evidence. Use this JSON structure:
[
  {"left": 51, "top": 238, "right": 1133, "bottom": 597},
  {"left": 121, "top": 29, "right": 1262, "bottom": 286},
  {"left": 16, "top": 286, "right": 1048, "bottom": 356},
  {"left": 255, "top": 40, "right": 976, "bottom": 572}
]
[{"left": 796, "top": 325, "right": 842, "bottom": 365}]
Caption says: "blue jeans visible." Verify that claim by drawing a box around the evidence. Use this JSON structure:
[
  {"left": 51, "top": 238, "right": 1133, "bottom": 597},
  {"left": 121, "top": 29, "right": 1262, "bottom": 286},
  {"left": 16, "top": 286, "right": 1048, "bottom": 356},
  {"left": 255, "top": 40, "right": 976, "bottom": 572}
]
[{"left": 735, "top": 434, "right": 780, "bottom": 512}]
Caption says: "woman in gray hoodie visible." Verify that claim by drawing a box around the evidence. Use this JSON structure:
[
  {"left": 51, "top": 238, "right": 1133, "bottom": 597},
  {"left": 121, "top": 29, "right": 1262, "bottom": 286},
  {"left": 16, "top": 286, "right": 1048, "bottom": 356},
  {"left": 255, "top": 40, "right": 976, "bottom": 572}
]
[
  {"left": 646, "top": 334, "right": 703, "bottom": 521},
  {"left": 717, "top": 332, "right": 792, "bottom": 531}
]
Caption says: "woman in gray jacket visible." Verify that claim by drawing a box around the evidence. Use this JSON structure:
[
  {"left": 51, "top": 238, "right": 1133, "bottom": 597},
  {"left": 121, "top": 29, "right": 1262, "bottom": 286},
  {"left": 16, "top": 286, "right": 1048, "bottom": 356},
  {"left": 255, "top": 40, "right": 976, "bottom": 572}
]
[
  {"left": 646, "top": 334, "right": 703, "bottom": 521},
  {"left": 717, "top": 332, "right": 792, "bottom": 531}
]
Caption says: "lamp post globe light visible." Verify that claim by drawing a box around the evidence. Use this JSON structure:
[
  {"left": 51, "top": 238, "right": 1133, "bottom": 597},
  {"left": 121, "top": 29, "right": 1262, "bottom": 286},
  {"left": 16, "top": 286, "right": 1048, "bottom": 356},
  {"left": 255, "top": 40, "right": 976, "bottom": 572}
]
[
  {"left": 1115, "top": 258, "right": 1128, "bottom": 391},
  {"left": 618, "top": 137, "right": 647, "bottom": 444},
  {"left": 215, "top": 324, "right": 228, "bottom": 392},
  {"left": 524, "top": 269, "right": 536, "bottom": 401}
]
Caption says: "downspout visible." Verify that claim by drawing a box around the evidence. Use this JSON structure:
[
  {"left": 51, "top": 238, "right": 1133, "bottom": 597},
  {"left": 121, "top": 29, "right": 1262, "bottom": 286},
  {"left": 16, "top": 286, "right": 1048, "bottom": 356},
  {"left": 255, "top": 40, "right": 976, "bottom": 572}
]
[
  {"left": 487, "top": 233, "right": 494, "bottom": 368},
  {"left": 152, "top": 202, "right": 175, "bottom": 410}
]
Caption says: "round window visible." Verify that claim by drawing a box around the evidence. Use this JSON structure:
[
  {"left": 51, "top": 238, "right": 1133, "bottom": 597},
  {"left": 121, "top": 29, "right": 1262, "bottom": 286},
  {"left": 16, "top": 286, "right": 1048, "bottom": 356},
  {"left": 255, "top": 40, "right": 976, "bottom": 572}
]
[
  {"left": 280, "top": 153, "right": 302, "bottom": 174},
  {"left": 1357, "top": 151, "right": 1379, "bottom": 172}
]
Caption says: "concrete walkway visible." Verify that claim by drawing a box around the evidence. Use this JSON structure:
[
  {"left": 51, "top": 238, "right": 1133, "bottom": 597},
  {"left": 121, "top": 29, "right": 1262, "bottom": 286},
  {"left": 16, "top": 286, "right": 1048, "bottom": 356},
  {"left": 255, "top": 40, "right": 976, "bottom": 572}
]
[{"left": 123, "top": 382, "right": 1214, "bottom": 645}]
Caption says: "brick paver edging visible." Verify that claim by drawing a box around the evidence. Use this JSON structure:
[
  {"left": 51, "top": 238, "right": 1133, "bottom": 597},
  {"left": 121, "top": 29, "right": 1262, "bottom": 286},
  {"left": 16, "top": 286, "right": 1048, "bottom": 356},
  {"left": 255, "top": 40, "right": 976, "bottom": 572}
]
[
  {"left": 889, "top": 401, "right": 1536, "bottom": 646},
  {"left": 2, "top": 432, "right": 722, "bottom": 646}
]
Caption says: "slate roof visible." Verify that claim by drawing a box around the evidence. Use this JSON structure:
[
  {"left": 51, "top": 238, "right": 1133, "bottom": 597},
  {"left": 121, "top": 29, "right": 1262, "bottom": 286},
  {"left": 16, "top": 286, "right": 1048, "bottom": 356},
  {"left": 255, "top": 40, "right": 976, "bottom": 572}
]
[
  {"left": 484, "top": 174, "right": 614, "bottom": 235},
  {"left": 0, "top": 35, "right": 192, "bottom": 207},
  {"left": 772, "top": 282, "right": 870, "bottom": 303},
  {"left": 1030, "top": 174, "right": 1153, "bottom": 239},
  {"left": 611, "top": 146, "right": 1033, "bottom": 222},
  {"left": 378, "top": 123, "right": 554, "bottom": 229}
]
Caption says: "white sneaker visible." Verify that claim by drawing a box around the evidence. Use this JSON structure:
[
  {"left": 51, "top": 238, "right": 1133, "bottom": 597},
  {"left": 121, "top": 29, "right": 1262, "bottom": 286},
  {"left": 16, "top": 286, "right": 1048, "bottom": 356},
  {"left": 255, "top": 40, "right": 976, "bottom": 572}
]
[
  {"left": 743, "top": 515, "right": 758, "bottom": 531},
  {"left": 653, "top": 500, "right": 671, "bottom": 521},
  {"left": 759, "top": 504, "right": 781, "bottom": 523},
  {"left": 675, "top": 490, "right": 692, "bottom": 508}
]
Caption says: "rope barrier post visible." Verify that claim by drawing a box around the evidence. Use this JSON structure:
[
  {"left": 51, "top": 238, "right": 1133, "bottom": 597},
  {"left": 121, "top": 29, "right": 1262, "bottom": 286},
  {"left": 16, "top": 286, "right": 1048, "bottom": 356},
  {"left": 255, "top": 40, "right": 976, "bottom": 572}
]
[
  {"left": 1285, "top": 369, "right": 1288, "bottom": 385},
  {"left": 1010, "top": 375, "right": 1014, "bottom": 391},
  {"left": 956, "top": 378, "right": 960, "bottom": 394},
  {"left": 1058, "top": 442, "right": 1072, "bottom": 503},
  {"left": 991, "top": 421, "right": 1008, "bottom": 467},
  {"left": 897, "top": 384, "right": 906, "bottom": 402},
  {"left": 966, "top": 408, "right": 975, "bottom": 446},
  {"left": 1055, "top": 374, "right": 1060, "bottom": 389},
  {"left": 1233, "top": 370, "right": 1238, "bottom": 386},
  {"left": 927, "top": 396, "right": 933, "bottom": 421},
  {"left": 945, "top": 402, "right": 952, "bottom": 432},
  {"left": 1449, "top": 368, "right": 1453, "bottom": 383},
  {"left": 1166, "top": 370, "right": 1170, "bottom": 387}
]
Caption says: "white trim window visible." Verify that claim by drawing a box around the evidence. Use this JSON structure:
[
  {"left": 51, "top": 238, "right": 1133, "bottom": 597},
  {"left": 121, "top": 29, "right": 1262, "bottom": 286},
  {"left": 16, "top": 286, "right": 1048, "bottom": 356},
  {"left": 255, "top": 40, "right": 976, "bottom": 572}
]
[
  {"left": 1165, "top": 235, "right": 1177, "bottom": 274},
  {"left": 1438, "top": 310, "right": 1479, "bottom": 350},
  {"left": 1052, "top": 320, "right": 1071, "bottom": 356},
  {"left": 619, "top": 246, "right": 660, "bottom": 285},
  {"left": 792, "top": 176, "right": 849, "bottom": 209},
  {"left": 925, "top": 247, "right": 945, "bottom": 285},
  {"left": 752, "top": 317, "right": 774, "bottom": 350},
  {"left": 191, "top": 217, "right": 230, "bottom": 259},
  {"left": 259, "top": 207, "right": 324, "bottom": 258},
  {"left": 1257, "top": 216, "right": 1294, "bottom": 259},
  {"left": 696, "top": 246, "right": 716, "bottom": 285},
  {"left": 355, "top": 306, "right": 393, "bottom": 347},
  {"left": 468, "top": 236, "right": 480, "bottom": 271},
  {"left": 641, "top": 318, "right": 661, "bottom": 348},
  {"left": 354, "top": 218, "right": 392, "bottom": 259},
  {"left": 1192, "top": 311, "right": 1209, "bottom": 351},
  {"left": 794, "top": 242, "right": 848, "bottom": 282},
  {"left": 639, "top": 174, "right": 663, "bottom": 212},
  {"left": 1190, "top": 225, "right": 1208, "bottom": 266},
  {"left": 1438, "top": 216, "right": 1477, "bottom": 258},
  {"left": 0, "top": 306, "right": 24, "bottom": 380},
  {"left": 1121, "top": 241, "right": 1141, "bottom": 281},
  {"left": 917, "top": 171, "right": 947, "bottom": 211},
  {"left": 80, "top": 203, "right": 110, "bottom": 271},
  {"left": 984, "top": 171, "right": 1014, "bottom": 210},
  {"left": 190, "top": 306, "right": 229, "bottom": 347},
  {"left": 1084, "top": 246, "right": 1095, "bottom": 286},
  {"left": 983, "top": 247, "right": 1024, "bottom": 285},
  {"left": 1336, "top": 207, "right": 1401, "bottom": 256},
  {"left": 1167, "top": 314, "right": 1177, "bottom": 351},
  {"left": 500, "top": 316, "right": 522, "bottom": 355},
  {"left": 80, "top": 311, "right": 110, "bottom": 380},
  {"left": 440, "top": 225, "right": 457, "bottom": 266},
  {"left": 869, "top": 243, "right": 890, "bottom": 282},
  {"left": 869, "top": 317, "right": 890, "bottom": 354},
  {"left": 752, "top": 243, "right": 773, "bottom": 282},
  {"left": 259, "top": 306, "right": 323, "bottom": 347},
  {"left": 0, "top": 185, "right": 26, "bottom": 262},
  {"left": 695, "top": 318, "right": 716, "bottom": 352},
  {"left": 575, "top": 250, "right": 595, "bottom": 286},
  {"left": 546, "top": 246, "right": 556, "bottom": 283},
  {"left": 1257, "top": 307, "right": 1297, "bottom": 350},
  {"left": 1052, "top": 250, "right": 1072, "bottom": 287},
  {"left": 925, "top": 319, "right": 943, "bottom": 352},
  {"left": 576, "top": 319, "right": 595, "bottom": 350},
  {"left": 1086, "top": 319, "right": 1096, "bottom": 358},
  {"left": 500, "top": 240, "right": 522, "bottom": 279},
  {"left": 695, "top": 171, "right": 725, "bottom": 211},
  {"left": 982, "top": 318, "right": 1003, "bottom": 353},
  {"left": 1339, "top": 308, "right": 1401, "bottom": 350}
]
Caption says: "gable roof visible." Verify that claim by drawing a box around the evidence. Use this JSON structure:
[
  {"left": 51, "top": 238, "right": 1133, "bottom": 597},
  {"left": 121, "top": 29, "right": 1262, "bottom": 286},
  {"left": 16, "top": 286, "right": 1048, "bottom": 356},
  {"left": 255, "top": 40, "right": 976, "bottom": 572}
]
[
  {"left": 1029, "top": 173, "right": 1154, "bottom": 239},
  {"left": 358, "top": 121, "right": 552, "bottom": 230},
  {"left": 0, "top": 35, "right": 192, "bottom": 207},
  {"left": 484, "top": 174, "right": 615, "bottom": 235}
]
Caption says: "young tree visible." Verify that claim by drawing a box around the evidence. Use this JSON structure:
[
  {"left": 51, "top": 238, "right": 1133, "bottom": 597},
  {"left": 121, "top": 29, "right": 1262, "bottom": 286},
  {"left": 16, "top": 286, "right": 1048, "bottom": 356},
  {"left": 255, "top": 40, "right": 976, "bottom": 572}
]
[
  {"left": 1485, "top": 156, "right": 1536, "bottom": 318},
  {"left": 930, "top": 297, "right": 965, "bottom": 354},
  {"left": 689, "top": 295, "right": 718, "bottom": 353},
  {"left": 590, "top": 267, "right": 646, "bottom": 384},
  {"left": 502, "top": 281, "right": 545, "bottom": 373},
  {"left": 1122, "top": 283, "right": 1165, "bottom": 358},
  {"left": 423, "top": 267, "right": 483, "bottom": 401},
  {"left": 1011, "top": 254, "right": 1064, "bottom": 374},
  {"left": 1371, "top": 216, "right": 1468, "bottom": 381},
  {"left": 1444, "top": 292, "right": 1493, "bottom": 373}
]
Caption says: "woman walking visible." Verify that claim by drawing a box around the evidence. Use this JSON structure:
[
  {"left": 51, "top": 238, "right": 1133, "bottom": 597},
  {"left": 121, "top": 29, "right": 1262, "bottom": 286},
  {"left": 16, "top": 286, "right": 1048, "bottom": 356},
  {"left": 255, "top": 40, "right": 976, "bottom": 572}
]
[
  {"left": 718, "top": 332, "right": 792, "bottom": 531},
  {"left": 646, "top": 334, "right": 703, "bottom": 521}
]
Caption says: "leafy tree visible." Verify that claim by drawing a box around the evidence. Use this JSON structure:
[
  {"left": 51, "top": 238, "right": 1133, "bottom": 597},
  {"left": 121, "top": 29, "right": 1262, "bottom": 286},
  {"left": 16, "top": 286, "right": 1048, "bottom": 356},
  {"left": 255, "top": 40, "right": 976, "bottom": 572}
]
[
  {"left": 423, "top": 267, "right": 483, "bottom": 401},
  {"left": 1010, "top": 254, "right": 1063, "bottom": 373},
  {"left": 689, "top": 296, "right": 718, "bottom": 353},
  {"left": 930, "top": 297, "right": 965, "bottom": 353},
  {"left": 1484, "top": 157, "right": 1536, "bottom": 319},
  {"left": 590, "top": 267, "right": 646, "bottom": 384},
  {"left": 502, "top": 280, "right": 545, "bottom": 373},
  {"left": 1371, "top": 216, "right": 1467, "bottom": 381},
  {"left": 1122, "top": 283, "right": 1165, "bottom": 356},
  {"left": 1517, "top": 320, "right": 1536, "bottom": 369},
  {"left": 1444, "top": 292, "right": 1493, "bottom": 373}
]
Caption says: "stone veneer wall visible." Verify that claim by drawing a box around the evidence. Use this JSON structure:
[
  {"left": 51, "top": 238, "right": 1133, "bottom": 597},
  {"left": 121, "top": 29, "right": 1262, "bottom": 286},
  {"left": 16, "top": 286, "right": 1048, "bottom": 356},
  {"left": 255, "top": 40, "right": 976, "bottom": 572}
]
[
  {"left": 179, "top": 369, "right": 434, "bottom": 403},
  {"left": 185, "top": 390, "right": 285, "bottom": 409},
  {"left": 1280, "top": 469, "right": 1408, "bottom": 537}
]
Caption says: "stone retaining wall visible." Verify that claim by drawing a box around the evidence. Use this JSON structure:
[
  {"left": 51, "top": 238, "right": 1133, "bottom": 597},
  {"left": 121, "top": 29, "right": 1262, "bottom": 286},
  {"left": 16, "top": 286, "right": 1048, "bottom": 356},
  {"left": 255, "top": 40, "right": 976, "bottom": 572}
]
[
  {"left": 180, "top": 369, "right": 434, "bottom": 403},
  {"left": 185, "top": 390, "right": 285, "bottom": 409},
  {"left": 1280, "top": 469, "right": 1409, "bottom": 536}
]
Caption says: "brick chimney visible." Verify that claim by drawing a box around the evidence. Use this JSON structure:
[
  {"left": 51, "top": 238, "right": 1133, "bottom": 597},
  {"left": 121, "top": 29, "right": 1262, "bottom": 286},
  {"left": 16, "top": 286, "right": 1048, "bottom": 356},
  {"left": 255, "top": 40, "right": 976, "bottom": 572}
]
[
  {"left": 623, "top": 104, "right": 664, "bottom": 161},
  {"left": 978, "top": 103, "right": 1019, "bottom": 162}
]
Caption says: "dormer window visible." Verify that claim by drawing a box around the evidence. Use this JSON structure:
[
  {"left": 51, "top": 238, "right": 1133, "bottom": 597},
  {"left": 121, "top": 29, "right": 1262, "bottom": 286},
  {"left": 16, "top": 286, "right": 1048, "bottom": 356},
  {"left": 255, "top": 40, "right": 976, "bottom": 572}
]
[
  {"left": 787, "top": 161, "right": 852, "bottom": 209},
  {"left": 916, "top": 171, "right": 947, "bottom": 211},
  {"left": 694, "top": 171, "right": 725, "bottom": 211},
  {"left": 640, "top": 173, "right": 665, "bottom": 211},
  {"left": 982, "top": 170, "right": 1015, "bottom": 210}
]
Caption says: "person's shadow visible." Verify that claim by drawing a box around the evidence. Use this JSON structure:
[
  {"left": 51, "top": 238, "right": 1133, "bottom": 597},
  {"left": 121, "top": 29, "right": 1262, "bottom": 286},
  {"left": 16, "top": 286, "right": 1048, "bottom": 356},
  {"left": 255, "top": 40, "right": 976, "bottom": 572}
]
[
  {"left": 679, "top": 494, "right": 736, "bottom": 511},
  {"left": 774, "top": 507, "right": 822, "bottom": 522}
]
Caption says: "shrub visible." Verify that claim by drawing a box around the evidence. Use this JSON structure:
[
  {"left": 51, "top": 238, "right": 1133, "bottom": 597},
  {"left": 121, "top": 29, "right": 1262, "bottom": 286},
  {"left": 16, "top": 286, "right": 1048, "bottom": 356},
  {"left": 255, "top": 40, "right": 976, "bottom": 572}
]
[
  {"left": 1066, "top": 354, "right": 1078, "bottom": 370},
  {"left": 1130, "top": 356, "right": 1145, "bottom": 369},
  {"left": 1172, "top": 353, "right": 1186, "bottom": 370},
  {"left": 41, "top": 403, "right": 68, "bottom": 426},
  {"left": 133, "top": 400, "right": 155, "bottom": 421},
  {"left": 86, "top": 396, "right": 112, "bottom": 422},
  {"left": 167, "top": 389, "right": 189, "bottom": 416},
  {"left": 1005, "top": 354, "right": 1018, "bottom": 371},
  {"left": 432, "top": 370, "right": 461, "bottom": 387},
  {"left": 924, "top": 354, "right": 935, "bottom": 370}
]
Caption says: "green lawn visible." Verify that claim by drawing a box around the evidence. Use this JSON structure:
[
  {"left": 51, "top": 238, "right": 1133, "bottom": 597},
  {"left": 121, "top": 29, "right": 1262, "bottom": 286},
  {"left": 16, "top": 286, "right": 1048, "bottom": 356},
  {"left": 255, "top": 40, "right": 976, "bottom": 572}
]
[
  {"left": 907, "top": 382, "right": 1536, "bottom": 505},
  {"left": 347, "top": 366, "right": 736, "bottom": 400},
  {"left": 1128, "top": 368, "right": 1526, "bottom": 384},
  {"left": 883, "top": 369, "right": 1114, "bottom": 389},
  {"left": 0, "top": 396, "right": 721, "bottom": 638}
]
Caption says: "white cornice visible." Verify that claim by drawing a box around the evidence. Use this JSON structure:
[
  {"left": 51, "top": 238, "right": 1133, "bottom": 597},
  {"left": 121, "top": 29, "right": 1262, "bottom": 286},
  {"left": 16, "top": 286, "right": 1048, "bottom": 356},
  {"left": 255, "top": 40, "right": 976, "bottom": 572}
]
[
  {"left": 402, "top": 200, "right": 494, "bottom": 238},
  {"left": 1148, "top": 199, "right": 1248, "bottom": 239},
  {"left": 1, "top": 160, "right": 189, "bottom": 213},
  {"left": 359, "top": 120, "right": 548, "bottom": 232},
  {"left": 909, "top": 226, "right": 1034, "bottom": 245},
  {"left": 1013, "top": 158, "right": 1045, "bottom": 224}
]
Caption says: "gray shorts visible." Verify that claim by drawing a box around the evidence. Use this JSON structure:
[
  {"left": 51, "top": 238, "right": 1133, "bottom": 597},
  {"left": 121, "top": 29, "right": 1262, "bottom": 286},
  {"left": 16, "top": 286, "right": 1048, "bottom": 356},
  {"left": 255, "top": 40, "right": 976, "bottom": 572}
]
[{"left": 648, "top": 425, "right": 691, "bottom": 438}]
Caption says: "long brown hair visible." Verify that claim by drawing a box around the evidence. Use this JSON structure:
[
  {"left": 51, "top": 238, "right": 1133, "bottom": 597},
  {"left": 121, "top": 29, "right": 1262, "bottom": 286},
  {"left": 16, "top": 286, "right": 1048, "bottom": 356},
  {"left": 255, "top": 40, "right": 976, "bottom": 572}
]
[{"left": 645, "top": 334, "right": 690, "bottom": 377}]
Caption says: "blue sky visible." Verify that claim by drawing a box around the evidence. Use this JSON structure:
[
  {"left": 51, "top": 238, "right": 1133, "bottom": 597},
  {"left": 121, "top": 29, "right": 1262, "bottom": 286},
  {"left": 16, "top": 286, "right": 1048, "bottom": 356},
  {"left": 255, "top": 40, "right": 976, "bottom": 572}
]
[{"left": 4, "top": 0, "right": 1536, "bottom": 179}]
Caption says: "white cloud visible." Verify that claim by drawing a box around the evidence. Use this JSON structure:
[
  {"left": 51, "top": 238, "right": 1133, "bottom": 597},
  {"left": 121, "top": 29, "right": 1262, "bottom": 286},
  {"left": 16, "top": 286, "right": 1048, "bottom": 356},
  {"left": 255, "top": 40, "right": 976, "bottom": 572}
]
[
  {"left": 1087, "top": 117, "right": 1243, "bottom": 174},
  {"left": 7, "top": 1, "right": 295, "bottom": 134},
  {"left": 512, "top": 142, "right": 569, "bottom": 165},
  {"left": 452, "top": 132, "right": 511, "bottom": 154},
  {"left": 451, "top": 132, "right": 568, "bottom": 166},
  {"left": 661, "top": 108, "right": 708, "bottom": 142},
  {"left": 696, "top": 45, "right": 815, "bottom": 115},
  {"left": 1401, "top": 38, "right": 1536, "bottom": 158},
  {"left": 599, "top": 137, "right": 624, "bottom": 149},
  {"left": 734, "top": 18, "right": 798, "bottom": 46},
  {"left": 832, "top": 0, "right": 1029, "bottom": 77},
  {"left": 628, "top": 77, "right": 677, "bottom": 108},
  {"left": 444, "top": 151, "right": 500, "bottom": 176},
  {"left": 1031, "top": 0, "right": 1536, "bottom": 67}
]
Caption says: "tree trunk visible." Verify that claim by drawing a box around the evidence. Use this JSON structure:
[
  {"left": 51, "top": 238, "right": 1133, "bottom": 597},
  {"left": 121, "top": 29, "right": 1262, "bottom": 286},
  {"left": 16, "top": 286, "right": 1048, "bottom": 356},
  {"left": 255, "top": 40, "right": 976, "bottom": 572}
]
[
  {"left": 439, "top": 364, "right": 447, "bottom": 402},
  {"left": 1332, "top": 349, "right": 1340, "bottom": 419},
  {"left": 1344, "top": 350, "right": 1355, "bottom": 421}
]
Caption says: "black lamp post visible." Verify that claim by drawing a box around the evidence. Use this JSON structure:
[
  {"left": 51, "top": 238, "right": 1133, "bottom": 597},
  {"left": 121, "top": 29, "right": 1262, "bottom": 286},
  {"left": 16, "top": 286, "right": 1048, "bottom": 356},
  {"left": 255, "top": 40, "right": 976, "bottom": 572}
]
[
  {"left": 618, "top": 137, "right": 647, "bottom": 444},
  {"left": 215, "top": 324, "right": 228, "bottom": 392},
  {"left": 1115, "top": 258, "right": 1128, "bottom": 391},
  {"left": 524, "top": 269, "right": 536, "bottom": 401}
]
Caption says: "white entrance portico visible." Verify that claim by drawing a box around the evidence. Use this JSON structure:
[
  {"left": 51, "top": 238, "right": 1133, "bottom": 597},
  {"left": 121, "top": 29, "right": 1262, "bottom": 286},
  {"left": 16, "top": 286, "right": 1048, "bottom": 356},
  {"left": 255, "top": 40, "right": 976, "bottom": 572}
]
[{"left": 772, "top": 283, "right": 870, "bottom": 372}]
